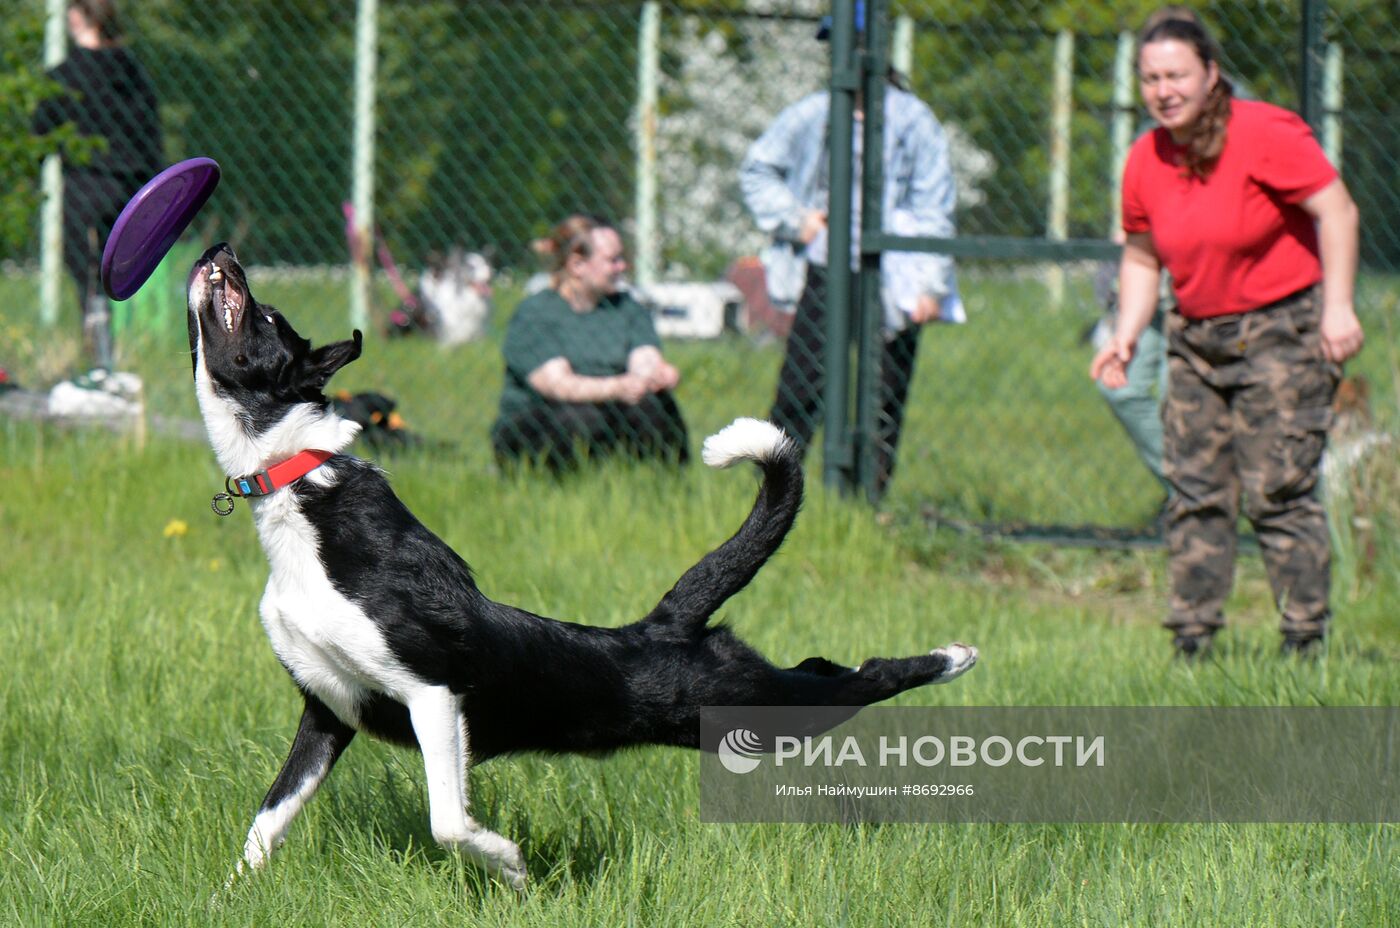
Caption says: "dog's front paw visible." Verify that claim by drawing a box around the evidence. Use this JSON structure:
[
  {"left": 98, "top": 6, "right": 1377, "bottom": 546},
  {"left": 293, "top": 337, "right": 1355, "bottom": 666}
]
[
  {"left": 220, "top": 855, "right": 257, "bottom": 892},
  {"left": 930, "top": 642, "right": 978, "bottom": 683},
  {"left": 213, "top": 857, "right": 256, "bottom": 907},
  {"left": 498, "top": 856, "right": 528, "bottom": 894},
  {"left": 469, "top": 829, "right": 528, "bottom": 893}
]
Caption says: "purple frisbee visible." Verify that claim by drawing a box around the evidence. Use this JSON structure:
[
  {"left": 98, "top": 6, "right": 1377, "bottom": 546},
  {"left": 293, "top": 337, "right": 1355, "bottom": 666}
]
[{"left": 101, "top": 157, "right": 221, "bottom": 301}]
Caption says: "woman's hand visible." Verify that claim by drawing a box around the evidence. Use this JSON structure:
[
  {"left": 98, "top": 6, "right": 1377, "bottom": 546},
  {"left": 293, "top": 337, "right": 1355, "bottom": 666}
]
[
  {"left": 1302, "top": 179, "right": 1361, "bottom": 363},
  {"left": 627, "top": 346, "right": 681, "bottom": 394},
  {"left": 643, "top": 361, "right": 680, "bottom": 392},
  {"left": 910, "top": 295, "right": 942, "bottom": 324},
  {"left": 798, "top": 209, "right": 828, "bottom": 245},
  {"left": 1320, "top": 303, "right": 1364, "bottom": 363},
  {"left": 1092, "top": 233, "right": 1157, "bottom": 390},
  {"left": 612, "top": 373, "right": 651, "bottom": 405},
  {"left": 1090, "top": 336, "right": 1137, "bottom": 391}
]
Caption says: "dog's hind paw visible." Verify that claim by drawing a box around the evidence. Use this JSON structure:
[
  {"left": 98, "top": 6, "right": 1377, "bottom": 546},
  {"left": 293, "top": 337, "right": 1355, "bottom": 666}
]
[{"left": 930, "top": 642, "right": 978, "bottom": 683}]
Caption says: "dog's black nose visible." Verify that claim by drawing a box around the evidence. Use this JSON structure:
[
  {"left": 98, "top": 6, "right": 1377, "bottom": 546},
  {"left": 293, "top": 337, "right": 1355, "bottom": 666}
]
[{"left": 203, "top": 242, "right": 238, "bottom": 265}]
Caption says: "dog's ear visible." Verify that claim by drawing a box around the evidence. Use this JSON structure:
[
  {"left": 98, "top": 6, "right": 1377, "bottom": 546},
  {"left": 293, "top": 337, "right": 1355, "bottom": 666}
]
[{"left": 300, "top": 330, "right": 363, "bottom": 393}]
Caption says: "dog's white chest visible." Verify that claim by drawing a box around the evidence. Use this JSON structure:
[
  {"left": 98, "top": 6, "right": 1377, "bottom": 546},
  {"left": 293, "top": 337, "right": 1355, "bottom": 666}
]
[{"left": 252, "top": 494, "right": 413, "bottom": 726}]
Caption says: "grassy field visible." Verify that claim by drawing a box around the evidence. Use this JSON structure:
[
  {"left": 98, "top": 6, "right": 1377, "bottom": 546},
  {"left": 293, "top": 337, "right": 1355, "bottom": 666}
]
[
  {"left": 1, "top": 267, "right": 1397, "bottom": 925},
  {"left": 6, "top": 265, "right": 1399, "bottom": 527}
]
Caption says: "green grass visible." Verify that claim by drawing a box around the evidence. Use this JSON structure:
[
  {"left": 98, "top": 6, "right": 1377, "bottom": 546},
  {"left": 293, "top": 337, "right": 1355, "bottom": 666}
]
[
  {"left": 1, "top": 267, "right": 1397, "bottom": 925},
  {"left": 1, "top": 420, "right": 1396, "bottom": 927},
  {"left": 5, "top": 264, "right": 1397, "bottom": 527}
]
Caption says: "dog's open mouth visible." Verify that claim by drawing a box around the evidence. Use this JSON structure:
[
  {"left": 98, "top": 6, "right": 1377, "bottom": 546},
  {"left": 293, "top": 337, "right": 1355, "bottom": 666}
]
[{"left": 209, "top": 263, "right": 246, "bottom": 333}]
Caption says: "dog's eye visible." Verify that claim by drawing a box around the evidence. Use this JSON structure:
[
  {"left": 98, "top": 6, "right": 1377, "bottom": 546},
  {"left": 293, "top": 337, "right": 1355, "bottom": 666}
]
[{"left": 235, "top": 354, "right": 248, "bottom": 366}]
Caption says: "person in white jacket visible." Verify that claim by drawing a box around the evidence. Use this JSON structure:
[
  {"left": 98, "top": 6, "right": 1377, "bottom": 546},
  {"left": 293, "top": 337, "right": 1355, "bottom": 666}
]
[{"left": 739, "top": 10, "right": 962, "bottom": 499}]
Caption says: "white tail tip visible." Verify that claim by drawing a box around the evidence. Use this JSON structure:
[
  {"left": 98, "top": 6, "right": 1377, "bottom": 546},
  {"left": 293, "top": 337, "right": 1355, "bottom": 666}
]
[{"left": 702, "top": 417, "right": 790, "bottom": 469}]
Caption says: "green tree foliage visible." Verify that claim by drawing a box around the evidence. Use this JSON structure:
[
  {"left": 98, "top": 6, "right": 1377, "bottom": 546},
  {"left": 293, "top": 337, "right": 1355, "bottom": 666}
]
[
  {"left": 372, "top": 2, "right": 638, "bottom": 269},
  {"left": 1, "top": 1, "right": 1394, "bottom": 271},
  {"left": 119, "top": 0, "right": 638, "bottom": 268},
  {"left": 896, "top": 0, "right": 1397, "bottom": 266}
]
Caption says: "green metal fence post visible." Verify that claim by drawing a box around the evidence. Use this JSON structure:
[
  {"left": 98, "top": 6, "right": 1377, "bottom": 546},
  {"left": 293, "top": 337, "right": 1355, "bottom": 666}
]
[
  {"left": 891, "top": 13, "right": 913, "bottom": 78},
  {"left": 1322, "top": 40, "right": 1343, "bottom": 166},
  {"left": 350, "top": 0, "right": 378, "bottom": 333},
  {"left": 634, "top": 1, "right": 661, "bottom": 290},
  {"left": 39, "top": 0, "right": 67, "bottom": 329},
  {"left": 1298, "top": 0, "right": 1327, "bottom": 131},
  {"left": 822, "top": 0, "right": 860, "bottom": 495},
  {"left": 1046, "top": 29, "right": 1074, "bottom": 309},
  {"left": 1110, "top": 30, "right": 1135, "bottom": 238},
  {"left": 854, "top": 0, "right": 891, "bottom": 503}
]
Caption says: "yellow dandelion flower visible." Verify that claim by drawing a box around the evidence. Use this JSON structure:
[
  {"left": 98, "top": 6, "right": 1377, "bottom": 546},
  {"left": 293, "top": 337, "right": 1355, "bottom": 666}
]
[{"left": 163, "top": 519, "right": 189, "bottom": 538}]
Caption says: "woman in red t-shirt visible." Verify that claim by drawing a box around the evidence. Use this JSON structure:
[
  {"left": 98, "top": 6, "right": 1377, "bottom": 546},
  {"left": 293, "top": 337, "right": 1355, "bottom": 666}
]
[{"left": 1090, "top": 13, "right": 1362, "bottom": 658}]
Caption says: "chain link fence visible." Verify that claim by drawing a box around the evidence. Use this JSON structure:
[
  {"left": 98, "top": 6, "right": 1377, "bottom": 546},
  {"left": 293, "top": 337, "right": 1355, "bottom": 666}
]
[{"left": 3, "top": 0, "right": 1396, "bottom": 534}]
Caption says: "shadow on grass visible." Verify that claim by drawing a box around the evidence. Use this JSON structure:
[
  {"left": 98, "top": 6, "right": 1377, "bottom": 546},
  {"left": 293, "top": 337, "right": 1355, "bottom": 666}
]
[{"left": 313, "top": 754, "right": 631, "bottom": 895}]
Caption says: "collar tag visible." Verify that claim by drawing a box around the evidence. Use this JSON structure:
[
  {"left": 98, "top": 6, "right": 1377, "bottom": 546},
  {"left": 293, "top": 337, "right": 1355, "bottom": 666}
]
[{"left": 213, "top": 449, "right": 334, "bottom": 516}]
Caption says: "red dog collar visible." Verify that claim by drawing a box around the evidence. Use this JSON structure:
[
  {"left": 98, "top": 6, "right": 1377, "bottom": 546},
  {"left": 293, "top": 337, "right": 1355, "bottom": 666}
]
[{"left": 212, "top": 449, "right": 334, "bottom": 515}]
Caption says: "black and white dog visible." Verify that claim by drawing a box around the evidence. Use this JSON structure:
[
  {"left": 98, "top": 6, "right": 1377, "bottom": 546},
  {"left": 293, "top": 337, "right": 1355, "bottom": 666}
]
[{"left": 186, "top": 244, "right": 977, "bottom": 890}]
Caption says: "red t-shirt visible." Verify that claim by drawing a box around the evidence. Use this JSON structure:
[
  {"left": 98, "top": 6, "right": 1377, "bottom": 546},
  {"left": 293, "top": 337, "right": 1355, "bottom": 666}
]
[{"left": 1121, "top": 99, "right": 1336, "bottom": 319}]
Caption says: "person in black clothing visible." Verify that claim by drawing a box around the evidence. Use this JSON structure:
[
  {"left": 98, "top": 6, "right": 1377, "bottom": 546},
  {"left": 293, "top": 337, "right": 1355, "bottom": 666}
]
[{"left": 32, "top": 0, "right": 161, "bottom": 373}]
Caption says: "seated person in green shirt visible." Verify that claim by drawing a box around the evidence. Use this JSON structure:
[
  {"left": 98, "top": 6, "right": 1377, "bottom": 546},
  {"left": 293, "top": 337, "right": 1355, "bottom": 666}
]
[{"left": 491, "top": 214, "right": 689, "bottom": 471}]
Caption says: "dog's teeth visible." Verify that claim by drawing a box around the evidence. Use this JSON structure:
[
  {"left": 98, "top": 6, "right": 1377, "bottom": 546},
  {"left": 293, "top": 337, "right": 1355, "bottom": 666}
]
[
  {"left": 210, "top": 268, "right": 224, "bottom": 283},
  {"left": 225, "top": 307, "right": 233, "bottom": 331}
]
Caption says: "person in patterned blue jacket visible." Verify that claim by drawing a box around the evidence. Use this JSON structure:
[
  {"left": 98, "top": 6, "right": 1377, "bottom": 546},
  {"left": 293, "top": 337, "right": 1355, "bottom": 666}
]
[{"left": 739, "top": 7, "right": 962, "bottom": 499}]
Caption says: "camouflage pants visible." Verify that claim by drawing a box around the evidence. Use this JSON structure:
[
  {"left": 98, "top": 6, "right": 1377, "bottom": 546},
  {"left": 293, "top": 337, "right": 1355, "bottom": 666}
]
[{"left": 1163, "top": 286, "right": 1340, "bottom": 639}]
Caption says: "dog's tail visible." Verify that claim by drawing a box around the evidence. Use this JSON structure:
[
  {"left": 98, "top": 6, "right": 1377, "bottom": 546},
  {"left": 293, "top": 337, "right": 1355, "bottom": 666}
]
[{"left": 643, "top": 418, "right": 802, "bottom": 630}]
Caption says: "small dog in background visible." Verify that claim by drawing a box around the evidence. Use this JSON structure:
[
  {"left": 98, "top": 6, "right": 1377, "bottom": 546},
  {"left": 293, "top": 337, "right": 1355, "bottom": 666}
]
[
  {"left": 330, "top": 390, "right": 420, "bottom": 452},
  {"left": 418, "top": 248, "right": 493, "bottom": 345},
  {"left": 1322, "top": 374, "right": 1391, "bottom": 581},
  {"left": 1324, "top": 373, "right": 1391, "bottom": 499}
]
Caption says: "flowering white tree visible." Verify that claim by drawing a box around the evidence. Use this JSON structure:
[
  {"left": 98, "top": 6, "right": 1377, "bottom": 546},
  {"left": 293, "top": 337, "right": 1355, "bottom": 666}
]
[{"left": 652, "top": 1, "right": 994, "bottom": 280}]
